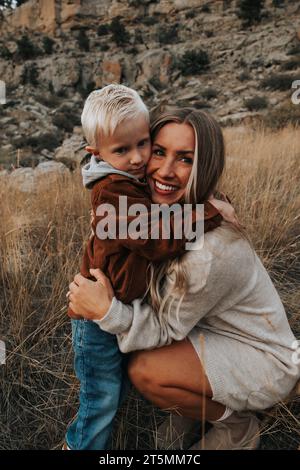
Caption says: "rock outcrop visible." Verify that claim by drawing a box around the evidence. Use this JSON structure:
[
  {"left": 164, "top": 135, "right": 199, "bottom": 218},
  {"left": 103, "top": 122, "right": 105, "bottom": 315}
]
[{"left": 0, "top": 0, "right": 299, "bottom": 170}]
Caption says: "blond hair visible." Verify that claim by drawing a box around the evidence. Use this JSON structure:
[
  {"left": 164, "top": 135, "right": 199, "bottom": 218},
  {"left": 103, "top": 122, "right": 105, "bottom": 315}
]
[
  {"left": 146, "top": 107, "right": 249, "bottom": 317},
  {"left": 81, "top": 84, "right": 149, "bottom": 148}
]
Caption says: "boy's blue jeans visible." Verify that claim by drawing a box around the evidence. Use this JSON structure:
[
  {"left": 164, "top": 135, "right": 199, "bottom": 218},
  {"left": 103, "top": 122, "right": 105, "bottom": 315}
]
[{"left": 65, "top": 319, "right": 132, "bottom": 450}]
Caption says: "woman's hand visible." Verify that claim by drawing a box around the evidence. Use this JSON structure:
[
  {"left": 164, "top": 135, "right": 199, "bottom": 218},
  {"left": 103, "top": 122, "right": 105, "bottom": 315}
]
[{"left": 67, "top": 269, "right": 114, "bottom": 321}]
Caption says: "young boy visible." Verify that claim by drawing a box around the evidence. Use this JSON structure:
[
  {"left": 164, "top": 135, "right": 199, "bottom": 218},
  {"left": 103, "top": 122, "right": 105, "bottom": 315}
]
[{"left": 65, "top": 85, "right": 229, "bottom": 450}]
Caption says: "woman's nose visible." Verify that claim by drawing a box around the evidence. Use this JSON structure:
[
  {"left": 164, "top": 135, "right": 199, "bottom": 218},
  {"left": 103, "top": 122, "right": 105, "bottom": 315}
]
[{"left": 157, "top": 158, "right": 175, "bottom": 178}]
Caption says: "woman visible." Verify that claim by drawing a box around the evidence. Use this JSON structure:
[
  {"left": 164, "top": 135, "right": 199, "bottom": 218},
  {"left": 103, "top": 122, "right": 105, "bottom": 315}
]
[{"left": 68, "top": 108, "right": 300, "bottom": 450}]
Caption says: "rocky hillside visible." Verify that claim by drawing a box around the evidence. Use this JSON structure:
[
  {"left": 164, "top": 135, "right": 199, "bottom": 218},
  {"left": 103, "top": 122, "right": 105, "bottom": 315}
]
[{"left": 0, "top": 0, "right": 300, "bottom": 172}]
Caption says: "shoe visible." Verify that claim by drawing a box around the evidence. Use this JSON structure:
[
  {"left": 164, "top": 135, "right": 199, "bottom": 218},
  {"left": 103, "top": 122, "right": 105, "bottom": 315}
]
[
  {"left": 62, "top": 442, "right": 71, "bottom": 450},
  {"left": 188, "top": 411, "right": 260, "bottom": 450},
  {"left": 155, "top": 413, "right": 202, "bottom": 450}
]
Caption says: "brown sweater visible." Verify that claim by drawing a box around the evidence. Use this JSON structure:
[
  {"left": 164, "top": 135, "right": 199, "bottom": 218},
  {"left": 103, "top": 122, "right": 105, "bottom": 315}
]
[{"left": 75, "top": 174, "right": 223, "bottom": 305}]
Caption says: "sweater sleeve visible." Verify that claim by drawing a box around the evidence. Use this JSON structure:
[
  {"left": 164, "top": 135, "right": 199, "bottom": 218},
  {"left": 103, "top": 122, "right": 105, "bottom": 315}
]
[{"left": 94, "top": 230, "right": 255, "bottom": 353}]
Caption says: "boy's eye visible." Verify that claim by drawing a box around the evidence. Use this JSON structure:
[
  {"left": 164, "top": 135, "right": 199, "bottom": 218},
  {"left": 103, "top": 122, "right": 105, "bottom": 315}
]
[
  {"left": 114, "top": 147, "right": 127, "bottom": 154},
  {"left": 138, "top": 139, "right": 149, "bottom": 147}
]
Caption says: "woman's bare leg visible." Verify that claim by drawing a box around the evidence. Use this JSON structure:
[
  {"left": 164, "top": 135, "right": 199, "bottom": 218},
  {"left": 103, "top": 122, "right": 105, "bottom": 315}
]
[{"left": 127, "top": 338, "right": 226, "bottom": 422}]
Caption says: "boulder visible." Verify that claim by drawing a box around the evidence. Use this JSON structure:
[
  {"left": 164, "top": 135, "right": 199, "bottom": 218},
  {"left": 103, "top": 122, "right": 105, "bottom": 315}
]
[
  {"left": 219, "top": 111, "right": 262, "bottom": 126},
  {"left": 102, "top": 60, "right": 122, "bottom": 84},
  {"left": 54, "top": 134, "right": 85, "bottom": 166},
  {"left": 8, "top": 161, "right": 69, "bottom": 193},
  {"left": 41, "top": 57, "right": 81, "bottom": 94},
  {"left": 136, "top": 50, "right": 173, "bottom": 85},
  {"left": 0, "top": 170, "right": 9, "bottom": 178},
  {"left": 8, "top": 167, "right": 36, "bottom": 193},
  {"left": 35, "top": 160, "right": 69, "bottom": 176}
]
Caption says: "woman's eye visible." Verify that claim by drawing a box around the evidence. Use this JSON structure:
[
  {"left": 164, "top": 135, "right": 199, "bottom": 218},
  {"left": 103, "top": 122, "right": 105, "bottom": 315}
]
[
  {"left": 152, "top": 149, "right": 164, "bottom": 156},
  {"left": 179, "top": 156, "right": 193, "bottom": 164}
]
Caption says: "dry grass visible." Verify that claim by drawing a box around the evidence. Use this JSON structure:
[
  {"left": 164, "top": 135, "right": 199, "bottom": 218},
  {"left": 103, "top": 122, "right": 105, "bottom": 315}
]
[{"left": 0, "top": 125, "right": 299, "bottom": 449}]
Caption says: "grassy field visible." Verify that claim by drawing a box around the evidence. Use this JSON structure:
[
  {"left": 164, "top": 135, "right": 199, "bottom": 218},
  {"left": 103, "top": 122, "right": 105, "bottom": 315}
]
[{"left": 0, "top": 124, "right": 299, "bottom": 449}]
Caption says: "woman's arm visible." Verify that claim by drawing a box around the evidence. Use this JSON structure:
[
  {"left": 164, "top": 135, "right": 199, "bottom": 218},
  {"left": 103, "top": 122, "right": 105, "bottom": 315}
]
[
  {"left": 69, "top": 231, "right": 255, "bottom": 353},
  {"left": 68, "top": 268, "right": 207, "bottom": 352}
]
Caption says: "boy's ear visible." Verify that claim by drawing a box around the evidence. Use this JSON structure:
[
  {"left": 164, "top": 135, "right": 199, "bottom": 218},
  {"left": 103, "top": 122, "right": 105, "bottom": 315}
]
[{"left": 85, "top": 146, "right": 99, "bottom": 156}]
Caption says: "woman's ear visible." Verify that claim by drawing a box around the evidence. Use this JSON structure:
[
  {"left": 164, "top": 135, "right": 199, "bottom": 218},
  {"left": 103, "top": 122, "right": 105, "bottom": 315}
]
[{"left": 85, "top": 146, "right": 99, "bottom": 156}]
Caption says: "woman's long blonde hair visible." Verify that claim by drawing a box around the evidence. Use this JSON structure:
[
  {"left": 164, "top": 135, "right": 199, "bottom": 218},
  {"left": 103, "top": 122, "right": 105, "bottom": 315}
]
[{"left": 145, "top": 107, "right": 240, "bottom": 317}]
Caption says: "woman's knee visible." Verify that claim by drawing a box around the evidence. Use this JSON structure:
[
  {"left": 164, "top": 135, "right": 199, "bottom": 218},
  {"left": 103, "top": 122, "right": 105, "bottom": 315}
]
[{"left": 127, "top": 352, "right": 158, "bottom": 392}]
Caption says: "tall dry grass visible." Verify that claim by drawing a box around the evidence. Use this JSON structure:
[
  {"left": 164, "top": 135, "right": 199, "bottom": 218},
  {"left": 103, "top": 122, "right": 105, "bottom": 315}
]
[{"left": 0, "top": 125, "right": 299, "bottom": 449}]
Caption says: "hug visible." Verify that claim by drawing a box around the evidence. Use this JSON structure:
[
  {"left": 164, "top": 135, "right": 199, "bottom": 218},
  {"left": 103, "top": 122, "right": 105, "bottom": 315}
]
[{"left": 65, "top": 84, "right": 300, "bottom": 450}]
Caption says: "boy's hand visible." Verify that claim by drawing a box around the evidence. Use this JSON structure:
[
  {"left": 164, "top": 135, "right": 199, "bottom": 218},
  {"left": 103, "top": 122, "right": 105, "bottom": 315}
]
[{"left": 66, "top": 303, "right": 83, "bottom": 320}]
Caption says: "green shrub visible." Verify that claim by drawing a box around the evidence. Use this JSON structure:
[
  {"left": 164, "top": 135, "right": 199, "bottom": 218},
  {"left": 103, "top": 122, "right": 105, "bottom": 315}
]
[
  {"left": 43, "top": 37, "right": 55, "bottom": 55},
  {"left": 17, "top": 35, "right": 40, "bottom": 60},
  {"left": 204, "top": 30, "right": 214, "bottom": 38},
  {"left": 52, "top": 110, "right": 81, "bottom": 133},
  {"left": 97, "top": 24, "right": 110, "bottom": 36},
  {"left": 201, "top": 87, "right": 218, "bottom": 100},
  {"left": 127, "top": 46, "right": 139, "bottom": 54},
  {"left": 23, "top": 132, "right": 62, "bottom": 152},
  {"left": 281, "top": 58, "right": 300, "bottom": 71},
  {"left": 193, "top": 100, "right": 211, "bottom": 109},
  {"left": 244, "top": 96, "right": 268, "bottom": 111},
  {"left": 222, "top": 0, "right": 233, "bottom": 10},
  {"left": 35, "top": 93, "right": 60, "bottom": 108},
  {"left": 238, "top": 70, "right": 251, "bottom": 81},
  {"left": 261, "top": 73, "right": 296, "bottom": 91},
  {"left": 158, "top": 26, "right": 178, "bottom": 45},
  {"left": 128, "top": 0, "right": 149, "bottom": 6},
  {"left": 134, "top": 30, "right": 144, "bottom": 44},
  {"left": 21, "top": 63, "right": 39, "bottom": 85},
  {"left": 185, "top": 10, "right": 196, "bottom": 19},
  {"left": 236, "top": 0, "right": 265, "bottom": 27},
  {"left": 201, "top": 4, "right": 211, "bottom": 12},
  {"left": 75, "top": 71, "right": 96, "bottom": 98},
  {"left": 100, "top": 44, "right": 109, "bottom": 52},
  {"left": 77, "top": 30, "right": 89, "bottom": 51},
  {"left": 263, "top": 101, "right": 300, "bottom": 129},
  {"left": 176, "top": 50, "right": 209, "bottom": 76},
  {"left": 272, "top": 0, "right": 284, "bottom": 7},
  {"left": 287, "top": 44, "right": 300, "bottom": 56},
  {"left": 148, "top": 77, "right": 164, "bottom": 91},
  {"left": 48, "top": 81, "right": 54, "bottom": 94},
  {"left": 57, "top": 88, "right": 68, "bottom": 98},
  {"left": 140, "top": 16, "right": 157, "bottom": 26},
  {"left": 0, "top": 45, "right": 13, "bottom": 59},
  {"left": 110, "top": 17, "right": 130, "bottom": 46}
]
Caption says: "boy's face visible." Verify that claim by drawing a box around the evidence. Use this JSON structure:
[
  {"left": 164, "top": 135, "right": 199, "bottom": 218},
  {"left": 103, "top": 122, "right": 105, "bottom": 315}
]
[{"left": 87, "top": 116, "right": 151, "bottom": 179}]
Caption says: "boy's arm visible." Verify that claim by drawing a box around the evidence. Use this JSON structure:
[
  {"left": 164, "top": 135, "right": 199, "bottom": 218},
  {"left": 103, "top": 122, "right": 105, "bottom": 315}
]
[{"left": 93, "top": 179, "right": 221, "bottom": 262}]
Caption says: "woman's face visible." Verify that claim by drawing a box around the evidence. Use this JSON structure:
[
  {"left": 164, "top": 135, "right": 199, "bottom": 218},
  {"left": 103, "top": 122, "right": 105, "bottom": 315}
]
[{"left": 146, "top": 122, "right": 195, "bottom": 204}]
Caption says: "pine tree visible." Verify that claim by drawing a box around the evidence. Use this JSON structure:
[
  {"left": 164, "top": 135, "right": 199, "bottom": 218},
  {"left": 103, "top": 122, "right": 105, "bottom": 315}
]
[
  {"left": 236, "top": 0, "right": 265, "bottom": 27},
  {"left": 110, "top": 17, "right": 130, "bottom": 47}
]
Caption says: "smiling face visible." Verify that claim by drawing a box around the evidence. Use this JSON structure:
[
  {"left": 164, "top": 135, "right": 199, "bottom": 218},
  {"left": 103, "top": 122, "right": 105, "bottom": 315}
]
[
  {"left": 146, "top": 122, "right": 195, "bottom": 204},
  {"left": 86, "top": 115, "right": 151, "bottom": 179}
]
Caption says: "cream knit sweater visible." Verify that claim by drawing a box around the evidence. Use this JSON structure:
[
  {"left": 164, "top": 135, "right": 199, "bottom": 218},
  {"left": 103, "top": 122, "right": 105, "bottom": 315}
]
[{"left": 95, "top": 223, "right": 300, "bottom": 387}]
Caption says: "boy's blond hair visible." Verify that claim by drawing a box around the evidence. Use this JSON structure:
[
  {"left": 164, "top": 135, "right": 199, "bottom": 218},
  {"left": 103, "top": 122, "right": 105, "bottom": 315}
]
[{"left": 81, "top": 84, "right": 149, "bottom": 148}]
